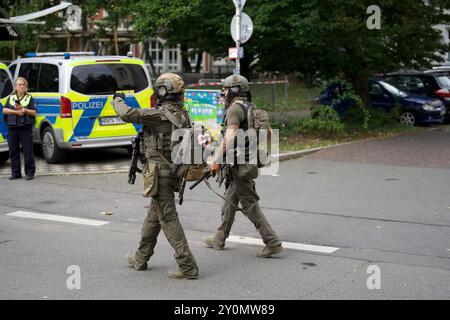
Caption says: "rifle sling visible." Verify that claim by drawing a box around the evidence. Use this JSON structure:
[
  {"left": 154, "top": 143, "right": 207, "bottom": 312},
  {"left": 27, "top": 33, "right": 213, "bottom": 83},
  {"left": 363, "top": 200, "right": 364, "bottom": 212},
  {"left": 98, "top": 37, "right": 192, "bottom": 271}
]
[
  {"left": 155, "top": 149, "right": 177, "bottom": 174},
  {"left": 203, "top": 178, "right": 243, "bottom": 212},
  {"left": 203, "top": 167, "right": 259, "bottom": 214},
  {"left": 160, "top": 106, "right": 183, "bottom": 128}
]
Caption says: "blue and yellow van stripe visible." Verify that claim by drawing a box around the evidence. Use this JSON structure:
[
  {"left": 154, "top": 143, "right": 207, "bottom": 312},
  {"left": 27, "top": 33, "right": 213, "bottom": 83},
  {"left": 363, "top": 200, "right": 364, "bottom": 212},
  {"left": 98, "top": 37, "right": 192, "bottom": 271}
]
[
  {"left": 0, "top": 63, "right": 9, "bottom": 144},
  {"left": 0, "top": 98, "right": 8, "bottom": 143},
  {"left": 31, "top": 93, "right": 69, "bottom": 140},
  {"left": 3, "top": 58, "right": 153, "bottom": 147},
  {"left": 31, "top": 88, "right": 152, "bottom": 144}
]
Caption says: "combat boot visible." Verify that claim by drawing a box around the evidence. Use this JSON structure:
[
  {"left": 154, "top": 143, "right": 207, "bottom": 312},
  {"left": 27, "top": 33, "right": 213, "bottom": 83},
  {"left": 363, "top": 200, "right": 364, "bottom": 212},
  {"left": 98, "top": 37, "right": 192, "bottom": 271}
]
[
  {"left": 256, "top": 245, "right": 283, "bottom": 258},
  {"left": 203, "top": 235, "right": 224, "bottom": 250},
  {"left": 126, "top": 253, "right": 147, "bottom": 271},
  {"left": 167, "top": 270, "right": 199, "bottom": 280}
]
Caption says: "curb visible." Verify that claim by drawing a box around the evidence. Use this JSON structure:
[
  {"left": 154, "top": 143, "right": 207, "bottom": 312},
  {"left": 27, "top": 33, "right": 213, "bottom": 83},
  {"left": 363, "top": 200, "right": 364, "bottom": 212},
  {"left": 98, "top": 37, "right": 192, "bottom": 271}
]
[
  {"left": 2, "top": 126, "right": 443, "bottom": 177},
  {"left": 275, "top": 147, "right": 324, "bottom": 162}
]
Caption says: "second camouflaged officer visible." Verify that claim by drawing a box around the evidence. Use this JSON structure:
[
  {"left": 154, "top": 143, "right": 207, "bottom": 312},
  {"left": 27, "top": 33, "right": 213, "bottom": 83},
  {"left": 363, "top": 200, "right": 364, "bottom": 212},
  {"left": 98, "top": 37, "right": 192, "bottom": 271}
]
[
  {"left": 111, "top": 73, "right": 199, "bottom": 280},
  {"left": 203, "top": 74, "right": 283, "bottom": 258}
]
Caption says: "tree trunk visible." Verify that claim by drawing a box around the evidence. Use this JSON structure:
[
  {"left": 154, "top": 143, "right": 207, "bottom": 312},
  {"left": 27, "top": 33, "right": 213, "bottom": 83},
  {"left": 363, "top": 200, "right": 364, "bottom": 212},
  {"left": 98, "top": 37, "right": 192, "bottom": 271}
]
[
  {"left": 180, "top": 43, "right": 192, "bottom": 73},
  {"left": 195, "top": 51, "right": 203, "bottom": 73},
  {"left": 66, "top": 31, "right": 71, "bottom": 51},
  {"left": 113, "top": 25, "right": 119, "bottom": 55},
  {"left": 349, "top": 73, "right": 370, "bottom": 108},
  {"left": 342, "top": 47, "right": 370, "bottom": 108},
  {"left": 240, "top": 53, "right": 253, "bottom": 80}
]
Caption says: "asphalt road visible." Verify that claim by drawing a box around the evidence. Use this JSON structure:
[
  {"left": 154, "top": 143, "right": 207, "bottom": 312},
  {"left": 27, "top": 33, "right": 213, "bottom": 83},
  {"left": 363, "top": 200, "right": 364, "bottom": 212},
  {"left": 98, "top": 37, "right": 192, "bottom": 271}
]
[{"left": 0, "top": 125, "right": 449, "bottom": 300}]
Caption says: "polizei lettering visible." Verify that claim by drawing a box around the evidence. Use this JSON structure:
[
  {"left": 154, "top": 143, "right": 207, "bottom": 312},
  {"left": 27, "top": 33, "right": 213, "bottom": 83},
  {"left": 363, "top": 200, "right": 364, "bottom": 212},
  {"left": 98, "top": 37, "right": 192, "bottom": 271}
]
[
  {"left": 174, "top": 304, "right": 208, "bottom": 318},
  {"left": 72, "top": 101, "right": 104, "bottom": 110}
]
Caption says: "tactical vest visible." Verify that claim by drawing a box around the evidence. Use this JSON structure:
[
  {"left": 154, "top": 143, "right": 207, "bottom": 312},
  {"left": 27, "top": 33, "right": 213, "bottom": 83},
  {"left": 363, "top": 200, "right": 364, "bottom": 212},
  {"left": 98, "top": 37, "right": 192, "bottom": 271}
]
[
  {"left": 6, "top": 94, "right": 35, "bottom": 127},
  {"left": 224, "top": 99, "right": 272, "bottom": 167},
  {"left": 141, "top": 102, "right": 191, "bottom": 167}
]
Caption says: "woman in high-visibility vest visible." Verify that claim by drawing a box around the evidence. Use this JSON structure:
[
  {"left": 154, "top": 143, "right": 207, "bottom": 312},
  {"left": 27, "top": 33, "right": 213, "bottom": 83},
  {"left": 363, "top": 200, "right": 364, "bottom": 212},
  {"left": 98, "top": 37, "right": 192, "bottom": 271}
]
[{"left": 2, "top": 77, "right": 37, "bottom": 180}]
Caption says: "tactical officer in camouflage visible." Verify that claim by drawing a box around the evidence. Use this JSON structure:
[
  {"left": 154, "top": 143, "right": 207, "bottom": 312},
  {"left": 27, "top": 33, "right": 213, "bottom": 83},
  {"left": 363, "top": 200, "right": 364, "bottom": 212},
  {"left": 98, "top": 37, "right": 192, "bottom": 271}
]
[
  {"left": 203, "top": 74, "right": 283, "bottom": 258},
  {"left": 111, "top": 73, "right": 199, "bottom": 280}
]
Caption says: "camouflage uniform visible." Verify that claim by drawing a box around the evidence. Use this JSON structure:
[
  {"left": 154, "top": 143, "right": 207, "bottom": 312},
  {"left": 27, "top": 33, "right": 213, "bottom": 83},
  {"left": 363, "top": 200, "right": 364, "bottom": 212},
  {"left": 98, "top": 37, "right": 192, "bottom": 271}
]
[
  {"left": 204, "top": 75, "right": 283, "bottom": 258},
  {"left": 112, "top": 73, "right": 199, "bottom": 279}
]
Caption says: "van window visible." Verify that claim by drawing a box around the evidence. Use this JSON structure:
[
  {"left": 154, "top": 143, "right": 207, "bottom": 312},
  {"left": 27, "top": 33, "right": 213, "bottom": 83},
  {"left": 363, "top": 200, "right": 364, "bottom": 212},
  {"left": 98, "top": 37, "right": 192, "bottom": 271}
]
[
  {"left": 38, "top": 64, "right": 59, "bottom": 92},
  {"left": 0, "top": 69, "right": 13, "bottom": 99},
  {"left": 9, "top": 64, "right": 16, "bottom": 79},
  {"left": 18, "top": 63, "right": 40, "bottom": 92},
  {"left": 70, "top": 64, "right": 149, "bottom": 95}
]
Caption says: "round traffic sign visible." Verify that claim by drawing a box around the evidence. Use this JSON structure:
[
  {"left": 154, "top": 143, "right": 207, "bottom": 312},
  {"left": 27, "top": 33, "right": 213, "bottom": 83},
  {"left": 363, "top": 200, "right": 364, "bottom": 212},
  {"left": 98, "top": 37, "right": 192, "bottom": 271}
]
[{"left": 230, "top": 12, "right": 253, "bottom": 44}]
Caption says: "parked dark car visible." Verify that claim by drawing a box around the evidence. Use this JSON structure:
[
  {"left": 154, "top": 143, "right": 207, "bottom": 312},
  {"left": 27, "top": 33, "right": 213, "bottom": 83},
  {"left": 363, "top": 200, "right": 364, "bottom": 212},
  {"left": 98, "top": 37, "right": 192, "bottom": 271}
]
[
  {"left": 382, "top": 72, "right": 450, "bottom": 122},
  {"left": 316, "top": 79, "right": 446, "bottom": 126}
]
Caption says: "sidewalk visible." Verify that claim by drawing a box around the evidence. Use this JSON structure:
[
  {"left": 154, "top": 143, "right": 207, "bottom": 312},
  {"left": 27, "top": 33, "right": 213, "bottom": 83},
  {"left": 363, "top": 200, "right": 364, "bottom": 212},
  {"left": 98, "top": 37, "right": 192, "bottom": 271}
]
[{"left": 1, "top": 124, "right": 447, "bottom": 177}]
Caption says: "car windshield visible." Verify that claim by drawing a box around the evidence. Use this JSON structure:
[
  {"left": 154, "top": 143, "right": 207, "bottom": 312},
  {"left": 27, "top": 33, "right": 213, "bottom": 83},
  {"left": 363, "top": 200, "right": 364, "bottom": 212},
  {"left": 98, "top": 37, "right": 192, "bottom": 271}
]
[
  {"left": 378, "top": 80, "right": 407, "bottom": 97},
  {"left": 436, "top": 76, "right": 450, "bottom": 88},
  {"left": 70, "top": 63, "right": 149, "bottom": 95}
]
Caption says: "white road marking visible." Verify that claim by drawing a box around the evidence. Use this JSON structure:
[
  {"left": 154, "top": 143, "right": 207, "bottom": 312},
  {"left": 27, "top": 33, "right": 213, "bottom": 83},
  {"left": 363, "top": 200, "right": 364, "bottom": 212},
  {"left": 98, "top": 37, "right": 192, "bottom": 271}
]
[
  {"left": 227, "top": 235, "right": 339, "bottom": 254},
  {"left": 6, "top": 211, "right": 109, "bottom": 226}
]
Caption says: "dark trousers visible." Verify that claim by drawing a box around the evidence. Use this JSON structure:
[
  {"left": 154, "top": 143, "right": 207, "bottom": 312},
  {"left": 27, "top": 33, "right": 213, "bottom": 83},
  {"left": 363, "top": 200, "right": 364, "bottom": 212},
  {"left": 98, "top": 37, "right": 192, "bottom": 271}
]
[
  {"left": 215, "top": 165, "right": 282, "bottom": 248},
  {"left": 135, "top": 176, "right": 199, "bottom": 277},
  {"left": 7, "top": 126, "right": 36, "bottom": 177}
]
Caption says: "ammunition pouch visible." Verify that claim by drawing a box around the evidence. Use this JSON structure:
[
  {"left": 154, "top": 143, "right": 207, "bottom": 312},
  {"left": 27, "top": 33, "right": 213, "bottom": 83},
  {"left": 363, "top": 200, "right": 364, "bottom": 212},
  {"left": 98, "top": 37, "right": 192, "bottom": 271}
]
[
  {"left": 142, "top": 161, "right": 158, "bottom": 197},
  {"left": 177, "top": 164, "right": 208, "bottom": 182}
]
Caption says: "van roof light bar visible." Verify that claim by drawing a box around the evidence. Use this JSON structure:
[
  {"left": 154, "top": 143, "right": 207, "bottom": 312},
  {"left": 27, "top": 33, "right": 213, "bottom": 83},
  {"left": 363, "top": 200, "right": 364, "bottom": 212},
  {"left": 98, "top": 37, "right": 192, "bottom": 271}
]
[{"left": 25, "top": 52, "right": 96, "bottom": 58}]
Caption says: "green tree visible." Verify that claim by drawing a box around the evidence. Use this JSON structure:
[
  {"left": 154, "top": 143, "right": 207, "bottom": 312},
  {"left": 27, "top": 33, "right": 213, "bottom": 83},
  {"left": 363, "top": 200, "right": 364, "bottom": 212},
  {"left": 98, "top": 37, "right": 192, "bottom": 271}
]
[
  {"left": 289, "top": 0, "right": 450, "bottom": 106},
  {"left": 130, "top": 0, "right": 203, "bottom": 73},
  {"left": 0, "top": 0, "right": 66, "bottom": 60}
]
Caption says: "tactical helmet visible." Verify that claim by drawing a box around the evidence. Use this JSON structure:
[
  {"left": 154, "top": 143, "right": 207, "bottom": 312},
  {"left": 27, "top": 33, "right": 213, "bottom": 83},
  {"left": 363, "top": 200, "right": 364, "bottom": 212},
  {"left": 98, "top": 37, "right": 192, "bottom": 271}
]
[
  {"left": 155, "top": 73, "right": 185, "bottom": 99},
  {"left": 222, "top": 74, "right": 250, "bottom": 92}
]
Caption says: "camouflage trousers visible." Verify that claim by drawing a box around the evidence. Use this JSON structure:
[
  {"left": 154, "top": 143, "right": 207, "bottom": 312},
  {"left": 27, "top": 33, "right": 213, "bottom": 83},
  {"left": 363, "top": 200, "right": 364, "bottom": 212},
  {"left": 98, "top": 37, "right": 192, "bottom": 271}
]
[
  {"left": 134, "top": 176, "right": 199, "bottom": 277},
  {"left": 214, "top": 165, "right": 282, "bottom": 248}
]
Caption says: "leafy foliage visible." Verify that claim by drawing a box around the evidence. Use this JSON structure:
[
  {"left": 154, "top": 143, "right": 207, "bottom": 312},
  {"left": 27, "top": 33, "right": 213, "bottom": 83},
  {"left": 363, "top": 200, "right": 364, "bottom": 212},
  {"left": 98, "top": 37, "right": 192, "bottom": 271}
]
[
  {"left": 0, "top": 0, "right": 449, "bottom": 89},
  {"left": 302, "top": 105, "right": 346, "bottom": 136},
  {"left": 322, "top": 78, "right": 371, "bottom": 129}
]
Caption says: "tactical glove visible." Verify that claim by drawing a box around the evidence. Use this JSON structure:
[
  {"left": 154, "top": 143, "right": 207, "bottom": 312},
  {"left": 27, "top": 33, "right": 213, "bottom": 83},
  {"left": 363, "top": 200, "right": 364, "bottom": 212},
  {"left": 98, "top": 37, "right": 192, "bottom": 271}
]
[{"left": 113, "top": 92, "right": 126, "bottom": 100}]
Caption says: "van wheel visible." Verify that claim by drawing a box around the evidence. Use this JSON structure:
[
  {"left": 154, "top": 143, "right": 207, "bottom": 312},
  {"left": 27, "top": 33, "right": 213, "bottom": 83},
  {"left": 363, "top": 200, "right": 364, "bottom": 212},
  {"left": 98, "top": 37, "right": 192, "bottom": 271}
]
[
  {"left": 0, "top": 152, "right": 8, "bottom": 164},
  {"left": 399, "top": 112, "right": 416, "bottom": 126},
  {"left": 42, "top": 127, "right": 66, "bottom": 163}
]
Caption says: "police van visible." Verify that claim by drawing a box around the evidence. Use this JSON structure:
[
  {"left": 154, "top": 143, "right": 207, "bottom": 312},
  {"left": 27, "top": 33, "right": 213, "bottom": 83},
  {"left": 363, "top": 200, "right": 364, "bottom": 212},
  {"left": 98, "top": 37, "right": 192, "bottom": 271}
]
[
  {"left": 8, "top": 52, "right": 153, "bottom": 163},
  {"left": 0, "top": 62, "right": 13, "bottom": 164}
]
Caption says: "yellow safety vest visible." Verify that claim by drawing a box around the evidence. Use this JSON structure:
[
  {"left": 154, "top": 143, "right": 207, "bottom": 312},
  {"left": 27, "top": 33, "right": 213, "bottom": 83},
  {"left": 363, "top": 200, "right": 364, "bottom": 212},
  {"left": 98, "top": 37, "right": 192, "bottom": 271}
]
[
  {"left": 6, "top": 94, "right": 34, "bottom": 127},
  {"left": 9, "top": 94, "right": 32, "bottom": 108}
]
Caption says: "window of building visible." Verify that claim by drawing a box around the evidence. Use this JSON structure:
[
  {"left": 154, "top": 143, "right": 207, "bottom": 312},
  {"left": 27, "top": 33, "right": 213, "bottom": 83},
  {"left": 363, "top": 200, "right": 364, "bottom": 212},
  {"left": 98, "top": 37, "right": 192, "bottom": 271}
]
[
  {"left": 168, "top": 48, "right": 178, "bottom": 71},
  {"left": 149, "top": 39, "right": 164, "bottom": 72}
]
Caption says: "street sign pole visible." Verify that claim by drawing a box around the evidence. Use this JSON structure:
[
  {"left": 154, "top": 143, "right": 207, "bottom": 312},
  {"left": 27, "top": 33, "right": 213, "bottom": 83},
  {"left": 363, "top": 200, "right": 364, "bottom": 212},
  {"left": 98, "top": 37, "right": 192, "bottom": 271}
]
[{"left": 235, "top": 1, "right": 241, "bottom": 75}]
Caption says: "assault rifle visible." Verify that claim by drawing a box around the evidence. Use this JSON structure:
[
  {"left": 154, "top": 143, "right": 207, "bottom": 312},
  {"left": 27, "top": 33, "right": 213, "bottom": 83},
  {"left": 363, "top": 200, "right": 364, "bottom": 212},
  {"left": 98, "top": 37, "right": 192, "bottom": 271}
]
[
  {"left": 128, "top": 130, "right": 144, "bottom": 184},
  {"left": 188, "top": 168, "right": 212, "bottom": 190},
  {"left": 189, "top": 164, "right": 231, "bottom": 191},
  {"left": 188, "top": 164, "right": 241, "bottom": 211}
]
